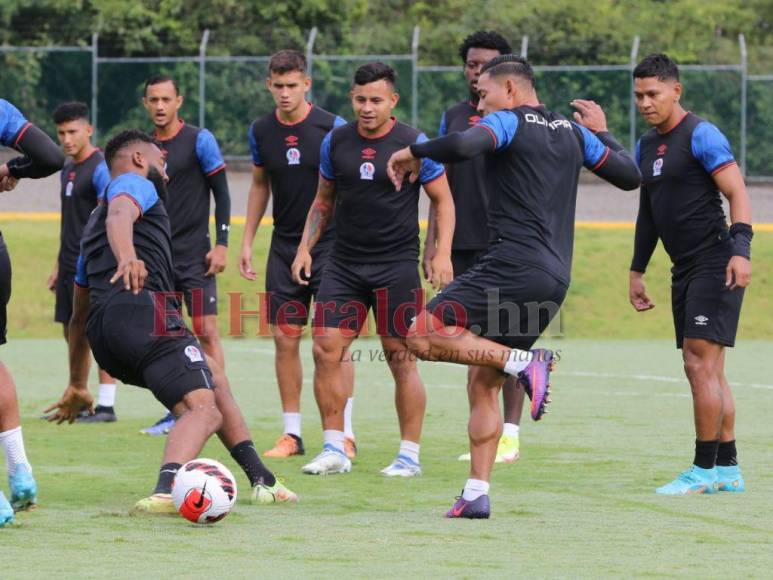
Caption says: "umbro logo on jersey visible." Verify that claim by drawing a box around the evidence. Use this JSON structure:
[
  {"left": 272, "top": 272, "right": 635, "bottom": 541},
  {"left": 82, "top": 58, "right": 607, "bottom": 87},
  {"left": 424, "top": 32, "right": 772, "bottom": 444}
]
[
  {"left": 285, "top": 135, "right": 299, "bottom": 147},
  {"left": 657, "top": 144, "right": 668, "bottom": 156},
  {"left": 694, "top": 315, "right": 709, "bottom": 326},
  {"left": 468, "top": 115, "right": 481, "bottom": 126},
  {"left": 653, "top": 158, "right": 664, "bottom": 177},
  {"left": 361, "top": 147, "right": 377, "bottom": 160}
]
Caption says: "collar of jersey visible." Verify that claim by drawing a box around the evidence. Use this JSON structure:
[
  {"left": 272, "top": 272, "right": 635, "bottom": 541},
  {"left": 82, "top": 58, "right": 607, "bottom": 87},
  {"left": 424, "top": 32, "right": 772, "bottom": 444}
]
[
  {"left": 73, "top": 147, "right": 101, "bottom": 166},
  {"left": 154, "top": 119, "right": 185, "bottom": 142},
  {"left": 656, "top": 110, "right": 690, "bottom": 136},
  {"left": 275, "top": 103, "right": 314, "bottom": 126},
  {"left": 357, "top": 117, "right": 397, "bottom": 140}
]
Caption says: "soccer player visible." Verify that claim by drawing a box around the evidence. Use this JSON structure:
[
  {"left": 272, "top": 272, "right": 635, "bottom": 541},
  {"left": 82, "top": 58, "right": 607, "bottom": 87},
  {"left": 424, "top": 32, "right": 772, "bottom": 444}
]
[
  {"left": 44, "top": 130, "right": 297, "bottom": 512},
  {"left": 387, "top": 55, "right": 640, "bottom": 517},
  {"left": 140, "top": 75, "right": 231, "bottom": 436},
  {"left": 0, "top": 99, "right": 65, "bottom": 526},
  {"left": 292, "top": 62, "right": 455, "bottom": 477},
  {"left": 428, "top": 31, "right": 526, "bottom": 464},
  {"left": 48, "top": 102, "right": 118, "bottom": 423},
  {"left": 240, "top": 50, "right": 358, "bottom": 459},
  {"left": 627, "top": 54, "right": 752, "bottom": 495}
]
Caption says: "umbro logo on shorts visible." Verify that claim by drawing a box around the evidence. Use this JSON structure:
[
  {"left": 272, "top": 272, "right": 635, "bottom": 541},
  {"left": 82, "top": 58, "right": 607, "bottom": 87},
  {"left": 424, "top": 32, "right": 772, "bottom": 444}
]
[{"left": 694, "top": 315, "right": 709, "bottom": 326}]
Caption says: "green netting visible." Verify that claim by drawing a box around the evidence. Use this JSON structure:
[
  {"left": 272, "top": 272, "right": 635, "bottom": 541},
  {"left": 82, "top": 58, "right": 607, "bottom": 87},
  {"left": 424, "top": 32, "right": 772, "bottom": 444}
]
[{"left": 747, "top": 79, "right": 773, "bottom": 177}]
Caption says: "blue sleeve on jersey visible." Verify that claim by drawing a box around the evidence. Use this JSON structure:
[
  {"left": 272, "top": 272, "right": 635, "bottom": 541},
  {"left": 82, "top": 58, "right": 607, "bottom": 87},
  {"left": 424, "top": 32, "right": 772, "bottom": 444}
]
[
  {"left": 333, "top": 115, "right": 347, "bottom": 129},
  {"left": 195, "top": 129, "right": 226, "bottom": 175},
  {"left": 415, "top": 133, "right": 445, "bottom": 184},
  {"left": 635, "top": 139, "right": 641, "bottom": 167},
  {"left": 91, "top": 160, "right": 110, "bottom": 201},
  {"left": 247, "top": 123, "right": 261, "bottom": 166},
  {"left": 319, "top": 131, "right": 335, "bottom": 180},
  {"left": 438, "top": 112, "right": 448, "bottom": 136},
  {"left": 572, "top": 123, "right": 608, "bottom": 168},
  {"left": 74, "top": 254, "right": 88, "bottom": 287},
  {"left": 106, "top": 174, "right": 159, "bottom": 215},
  {"left": 691, "top": 122, "right": 735, "bottom": 174},
  {"left": 477, "top": 110, "right": 519, "bottom": 151},
  {"left": 0, "top": 99, "right": 29, "bottom": 147}
]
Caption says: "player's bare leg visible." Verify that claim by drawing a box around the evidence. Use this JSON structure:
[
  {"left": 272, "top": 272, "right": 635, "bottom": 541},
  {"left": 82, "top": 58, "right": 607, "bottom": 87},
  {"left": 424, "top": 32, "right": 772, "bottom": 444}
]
[
  {"left": 715, "top": 349, "right": 744, "bottom": 491},
  {"left": 264, "top": 324, "right": 305, "bottom": 457},
  {"left": 196, "top": 313, "right": 225, "bottom": 369},
  {"left": 341, "top": 350, "right": 357, "bottom": 459},
  {"left": 63, "top": 323, "right": 118, "bottom": 423}
]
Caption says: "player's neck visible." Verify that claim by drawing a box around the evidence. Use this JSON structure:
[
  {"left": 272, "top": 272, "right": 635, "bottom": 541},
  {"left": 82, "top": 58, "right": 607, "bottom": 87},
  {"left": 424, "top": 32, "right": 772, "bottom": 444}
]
[
  {"left": 72, "top": 143, "right": 97, "bottom": 164},
  {"left": 155, "top": 117, "right": 183, "bottom": 140},
  {"left": 656, "top": 105, "right": 688, "bottom": 134},
  {"left": 276, "top": 101, "right": 312, "bottom": 125}
]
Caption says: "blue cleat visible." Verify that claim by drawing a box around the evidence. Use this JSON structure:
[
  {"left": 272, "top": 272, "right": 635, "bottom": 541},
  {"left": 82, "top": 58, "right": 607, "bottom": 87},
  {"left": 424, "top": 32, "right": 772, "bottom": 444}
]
[
  {"left": 0, "top": 491, "right": 14, "bottom": 527},
  {"left": 140, "top": 412, "right": 175, "bottom": 436},
  {"left": 446, "top": 494, "right": 490, "bottom": 519},
  {"left": 656, "top": 465, "right": 717, "bottom": 495},
  {"left": 9, "top": 464, "right": 37, "bottom": 511},
  {"left": 716, "top": 465, "right": 745, "bottom": 493}
]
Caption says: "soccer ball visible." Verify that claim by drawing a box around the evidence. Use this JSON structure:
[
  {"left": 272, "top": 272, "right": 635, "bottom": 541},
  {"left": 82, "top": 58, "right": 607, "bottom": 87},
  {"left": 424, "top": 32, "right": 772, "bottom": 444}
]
[{"left": 172, "top": 458, "right": 237, "bottom": 524}]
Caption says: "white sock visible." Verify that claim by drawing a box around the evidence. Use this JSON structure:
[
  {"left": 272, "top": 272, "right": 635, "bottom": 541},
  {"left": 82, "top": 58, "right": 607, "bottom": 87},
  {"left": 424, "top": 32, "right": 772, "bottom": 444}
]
[
  {"left": 0, "top": 427, "right": 32, "bottom": 477},
  {"left": 503, "top": 423, "right": 520, "bottom": 437},
  {"left": 399, "top": 440, "right": 420, "bottom": 464},
  {"left": 323, "top": 429, "right": 346, "bottom": 453},
  {"left": 462, "top": 478, "right": 490, "bottom": 501},
  {"left": 503, "top": 348, "right": 533, "bottom": 376},
  {"left": 283, "top": 412, "right": 302, "bottom": 438},
  {"left": 344, "top": 398, "right": 355, "bottom": 439},
  {"left": 97, "top": 383, "right": 116, "bottom": 408}
]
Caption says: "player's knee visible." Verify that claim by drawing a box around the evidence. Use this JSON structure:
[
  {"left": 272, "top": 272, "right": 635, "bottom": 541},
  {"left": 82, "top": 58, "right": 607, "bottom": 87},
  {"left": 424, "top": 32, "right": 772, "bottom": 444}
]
[
  {"left": 312, "top": 338, "right": 340, "bottom": 365},
  {"left": 405, "top": 333, "right": 430, "bottom": 358},
  {"left": 274, "top": 332, "right": 301, "bottom": 356},
  {"left": 204, "top": 404, "right": 223, "bottom": 434}
]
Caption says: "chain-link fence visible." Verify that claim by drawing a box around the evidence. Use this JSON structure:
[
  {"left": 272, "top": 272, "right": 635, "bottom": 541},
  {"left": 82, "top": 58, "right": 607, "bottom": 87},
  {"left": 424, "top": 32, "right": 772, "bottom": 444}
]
[{"left": 1, "top": 30, "right": 770, "bottom": 179}]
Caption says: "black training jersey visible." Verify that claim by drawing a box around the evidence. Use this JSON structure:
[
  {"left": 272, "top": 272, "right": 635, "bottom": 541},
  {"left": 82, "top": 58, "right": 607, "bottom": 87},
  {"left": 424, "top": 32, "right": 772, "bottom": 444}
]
[
  {"left": 477, "top": 106, "right": 611, "bottom": 285},
  {"left": 153, "top": 121, "right": 225, "bottom": 263},
  {"left": 633, "top": 112, "right": 735, "bottom": 269},
  {"left": 249, "top": 105, "right": 346, "bottom": 241},
  {"left": 439, "top": 101, "right": 489, "bottom": 250},
  {"left": 58, "top": 150, "right": 110, "bottom": 272},
  {"left": 76, "top": 173, "right": 175, "bottom": 311},
  {"left": 320, "top": 119, "right": 445, "bottom": 263}
]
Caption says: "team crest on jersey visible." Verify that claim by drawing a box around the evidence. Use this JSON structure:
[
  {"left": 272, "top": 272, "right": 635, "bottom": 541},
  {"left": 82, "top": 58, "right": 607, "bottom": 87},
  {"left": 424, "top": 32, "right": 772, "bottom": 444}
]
[
  {"left": 359, "top": 162, "right": 375, "bottom": 180},
  {"left": 653, "top": 158, "right": 664, "bottom": 177},
  {"left": 361, "top": 148, "right": 377, "bottom": 160},
  {"left": 287, "top": 148, "right": 301, "bottom": 165},
  {"left": 657, "top": 144, "right": 668, "bottom": 156},
  {"left": 184, "top": 345, "right": 204, "bottom": 363},
  {"left": 65, "top": 181, "right": 74, "bottom": 197}
]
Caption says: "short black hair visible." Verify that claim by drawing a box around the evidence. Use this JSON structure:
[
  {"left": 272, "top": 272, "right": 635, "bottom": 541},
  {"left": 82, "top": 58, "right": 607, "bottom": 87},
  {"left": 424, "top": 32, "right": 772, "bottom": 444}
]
[
  {"left": 268, "top": 49, "right": 307, "bottom": 75},
  {"left": 144, "top": 74, "right": 179, "bottom": 96},
  {"left": 353, "top": 62, "right": 396, "bottom": 88},
  {"left": 480, "top": 54, "right": 535, "bottom": 88},
  {"left": 633, "top": 53, "right": 679, "bottom": 82},
  {"left": 52, "top": 102, "right": 90, "bottom": 125},
  {"left": 104, "top": 130, "right": 160, "bottom": 170},
  {"left": 458, "top": 31, "right": 512, "bottom": 63}
]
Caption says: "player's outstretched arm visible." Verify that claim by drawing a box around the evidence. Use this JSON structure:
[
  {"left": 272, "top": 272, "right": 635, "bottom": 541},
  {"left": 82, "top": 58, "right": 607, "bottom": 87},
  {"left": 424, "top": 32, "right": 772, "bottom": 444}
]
[
  {"left": 5, "top": 124, "right": 65, "bottom": 180},
  {"left": 239, "top": 165, "right": 271, "bottom": 281},
  {"left": 292, "top": 176, "right": 336, "bottom": 286},
  {"left": 106, "top": 196, "right": 147, "bottom": 294},
  {"left": 423, "top": 174, "right": 455, "bottom": 289},
  {"left": 714, "top": 165, "right": 753, "bottom": 290}
]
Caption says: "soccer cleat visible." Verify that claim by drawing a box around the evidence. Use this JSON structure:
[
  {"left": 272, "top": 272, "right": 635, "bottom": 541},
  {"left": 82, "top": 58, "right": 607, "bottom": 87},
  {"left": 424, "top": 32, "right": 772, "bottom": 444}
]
[
  {"left": 716, "top": 465, "right": 745, "bottom": 492},
  {"left": 251, "top": 479, "right": 299, "bottom": 504},
  {"left": 263, "top": 434, "right": 305, "bottom": 458},
  {"left": 518, "top": 349, "right": 555, "bottom": 421},
  {"left": 0, "top": 491, "right": 14, "bottom": 527},
  {"left": 129, "top": 493, "right": 176, "bottom": 515},
  {"left": 9, "top": 464, "right": 37, "bottom": 511},
  {"left": 446, "top": 494, "right": 491, "bottom": 519},
  {"left": 301, "top": 444, "right": 352, "bottom": 475},
  {"left": 140, "top": 412, "right": 175, "bottom": 436},
  {"left": 495, "top": 434, "right": 520, "bottom": 463},
  {"left": 656, "top": 465, "right": 718, "bottom": 495},
  {"left": 344, "top": 437, "right": 357, "bottom": 460},
  {"left": 380, "top": 455, "right": 422, "bottom": 477},
  {"left": 76, "top": 406, "right": 118, "bottom": 423}
]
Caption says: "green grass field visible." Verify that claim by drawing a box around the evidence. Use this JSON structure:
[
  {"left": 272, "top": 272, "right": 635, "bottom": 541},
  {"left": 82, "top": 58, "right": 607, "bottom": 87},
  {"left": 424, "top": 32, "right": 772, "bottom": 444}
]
[{"left": 1, "top": 338, "right": 773, "bottom": 578}]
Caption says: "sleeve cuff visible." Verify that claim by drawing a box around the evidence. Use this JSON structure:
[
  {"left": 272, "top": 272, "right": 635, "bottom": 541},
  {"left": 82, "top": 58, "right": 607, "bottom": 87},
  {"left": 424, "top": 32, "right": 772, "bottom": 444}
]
[{"left": 710, "top": 160, "right": 736, "bottom": 176}]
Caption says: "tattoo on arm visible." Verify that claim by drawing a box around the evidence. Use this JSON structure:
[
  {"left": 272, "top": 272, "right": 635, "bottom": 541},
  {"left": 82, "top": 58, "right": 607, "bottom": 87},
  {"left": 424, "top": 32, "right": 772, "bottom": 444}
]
[{"left": 308, "top": 200, "right": 332, "bottom": 241}]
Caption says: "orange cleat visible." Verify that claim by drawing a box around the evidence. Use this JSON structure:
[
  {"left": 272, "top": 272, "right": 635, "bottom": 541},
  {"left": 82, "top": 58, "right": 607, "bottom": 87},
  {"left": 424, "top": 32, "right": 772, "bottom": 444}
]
[
  {"left": 344, "top": 437, "right": 357, "bottom": 460},
  {"left": 263, "top": 434, "right": 305, "bottom": 458}
]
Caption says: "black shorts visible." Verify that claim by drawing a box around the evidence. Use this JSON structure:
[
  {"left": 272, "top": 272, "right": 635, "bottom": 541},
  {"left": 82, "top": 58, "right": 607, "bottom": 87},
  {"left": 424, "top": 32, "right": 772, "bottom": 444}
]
[
  {"left": 0, "top": 234, "right": 11, "bottom": 346},
  {"left": 54, "top": 269, "right": 76, "bottom": 324},
  {"left": 672, "top": 263, "right": 745, "bottom": 349},
  {"left": 426, "top": 255, "right": 568, "bottom": 350},
  {"left": 86, "top": 290, "right": 214, "bottom": 410},
  {"left": 174, "top": 258, "right": 217, "bottom": 317},
  {"left": 313, "top": 258, "right": 423, "bottom": 338},
  {"left": 266, "top": 235, "right": 330, "bottom": 327},
  {"left": 452, "top": 249, "right": 487, "bottom": 278}
]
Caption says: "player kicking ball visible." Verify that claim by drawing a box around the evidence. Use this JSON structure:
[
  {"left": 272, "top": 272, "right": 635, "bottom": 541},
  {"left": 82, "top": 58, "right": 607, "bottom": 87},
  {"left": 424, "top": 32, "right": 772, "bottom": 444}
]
[
  {"left": 387, "top": 55, "right": 641, "bottom": 517},
  {"left": 44, "top": 130, "right": 297, "bottom": 513}
]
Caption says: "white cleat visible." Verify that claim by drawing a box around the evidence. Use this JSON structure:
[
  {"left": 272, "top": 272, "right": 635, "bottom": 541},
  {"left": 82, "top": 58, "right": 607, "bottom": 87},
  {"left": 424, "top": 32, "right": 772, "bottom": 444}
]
[
  {"left": 380, "top": 455, "right": 422, "bottom": 477},
  {"left": 301, "top": 445, "right": 352, "bottom": 475}
]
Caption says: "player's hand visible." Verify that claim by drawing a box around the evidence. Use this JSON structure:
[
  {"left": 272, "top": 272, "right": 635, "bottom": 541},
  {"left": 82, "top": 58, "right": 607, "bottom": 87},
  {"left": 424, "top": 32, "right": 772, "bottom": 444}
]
[
  {"left": 43, "top": 385, "right": 94, "bottom": 424},
  {"left": 0, "top": 164, "right": 18, "bottom": 192},
  {"left": 110, "top": 257, "right": 147, "bottom": 294},
  {"left": 291, "top": 249, "right": 313, "bottom": 286},
  {"left": 239, "top": 245, "right": 257, "bottom": 281},
  {"left": 570, "top": 99, "right": 608, "bottom": 133},
  {"left": 725, "top": 255, "right": 751, "bottom": 290},
  {"left": 205, "top": 244, "right": 228, "bottom": 277},
  {"left": 46, "top": 265, "right": 59, "bottom": 293},
  {"left": 387, "top": 147, "right": 421, "bottom": 190},
  {"left": 629, "top": 271, "right": 654, "bottom": 311},
  {"left": 422, "top": 243, "right": 437, "bottom": 281},
  {"left": 429, "top": 253, "right": 453, "bottom": 290}
]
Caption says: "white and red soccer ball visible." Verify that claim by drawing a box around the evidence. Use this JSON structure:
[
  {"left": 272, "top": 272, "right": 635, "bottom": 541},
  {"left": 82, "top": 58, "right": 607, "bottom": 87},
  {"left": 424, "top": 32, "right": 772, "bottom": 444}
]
[{"left": 172, "top": 458, "right": 237, "bottom": 524}]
